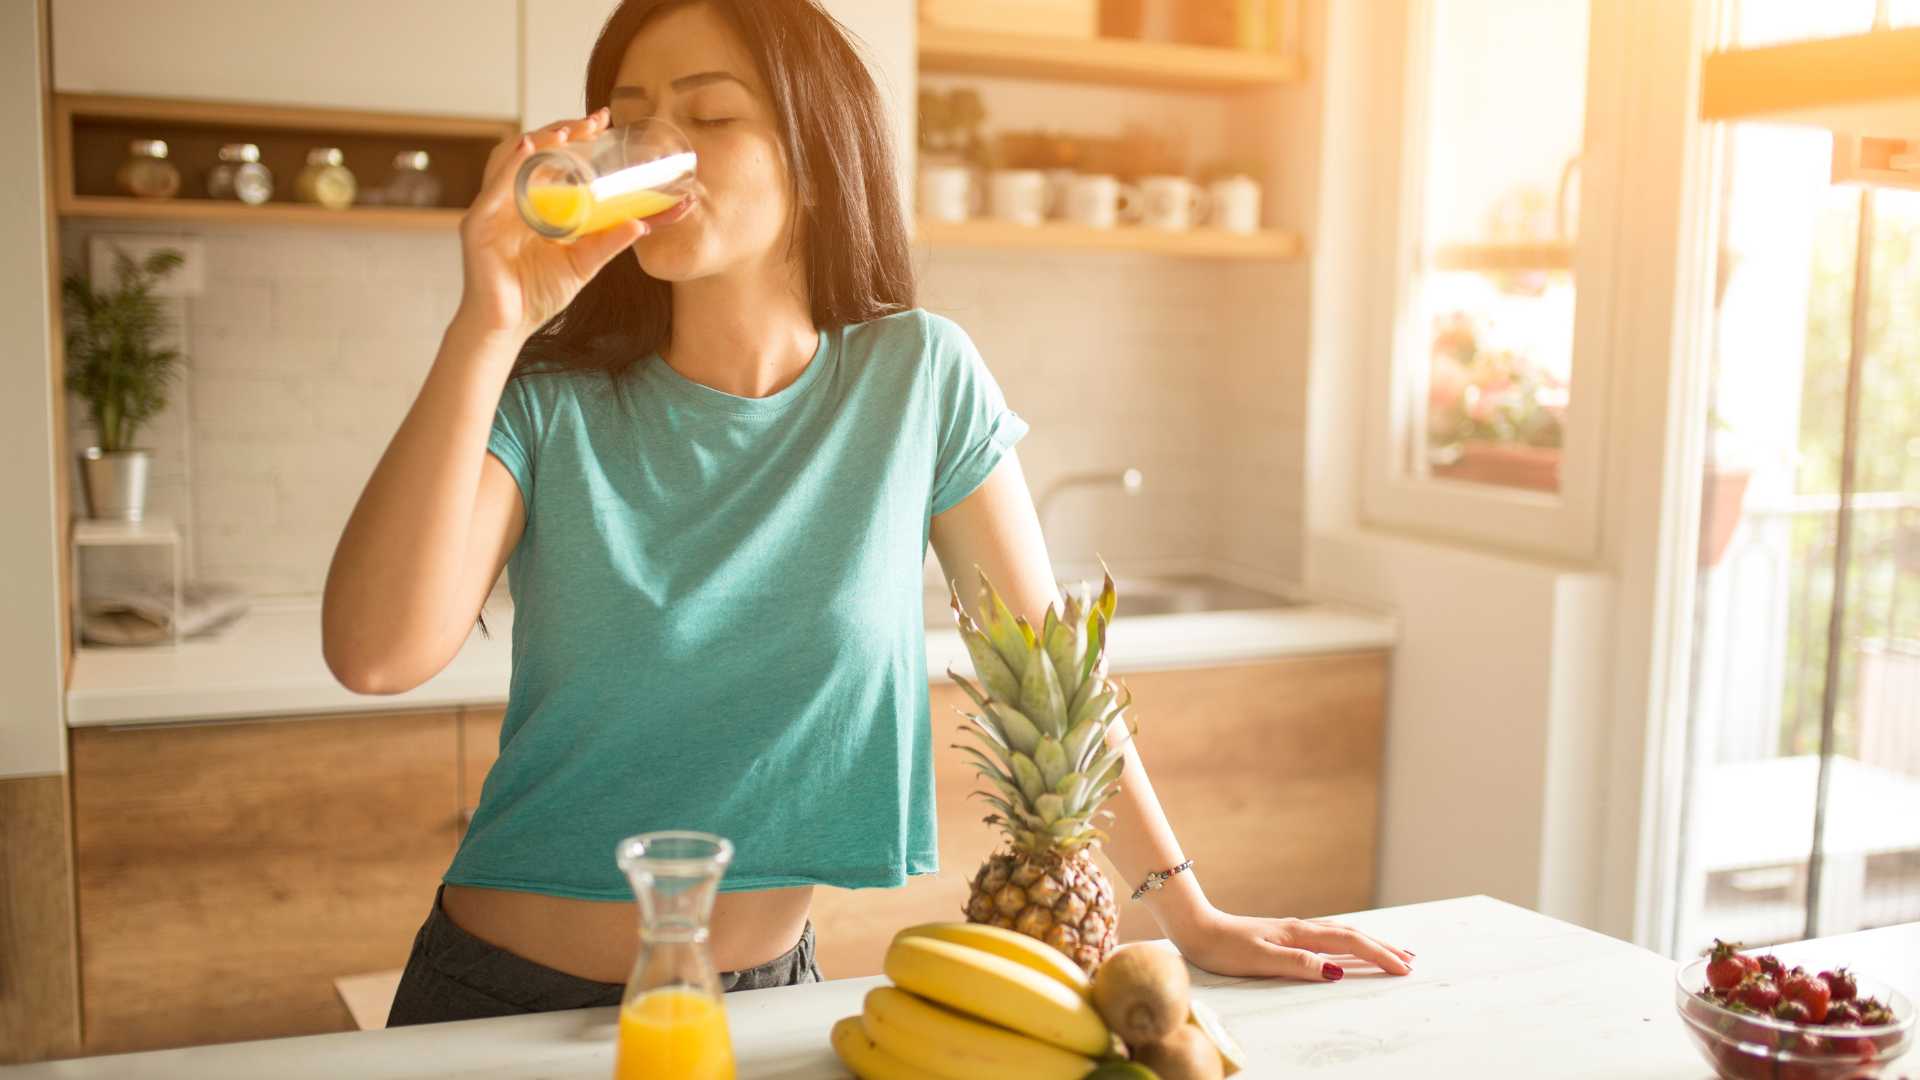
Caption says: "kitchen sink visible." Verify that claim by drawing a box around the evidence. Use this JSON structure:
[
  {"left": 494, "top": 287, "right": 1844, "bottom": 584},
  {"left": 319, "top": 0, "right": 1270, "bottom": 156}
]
[{"left": 925, "top": 572, "right": 1299, "bottom": 628}]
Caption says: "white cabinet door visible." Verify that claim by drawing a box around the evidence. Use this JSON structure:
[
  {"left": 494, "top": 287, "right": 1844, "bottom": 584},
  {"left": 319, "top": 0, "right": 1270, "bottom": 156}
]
[
  {"left": 520, "top": 0, "right": 620, "bottom": 130},
  {"left": 51, "top": 0, "right": 519, "bottom": 118},
  {"left": 819, "top": 0, "right": 915, "bottom": 212}
]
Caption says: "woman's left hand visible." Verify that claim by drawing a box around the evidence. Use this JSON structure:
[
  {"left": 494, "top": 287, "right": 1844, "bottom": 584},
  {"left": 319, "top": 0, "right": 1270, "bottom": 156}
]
[{"left": 1168, "top": 906, "right": 1416, "bottom": 982}]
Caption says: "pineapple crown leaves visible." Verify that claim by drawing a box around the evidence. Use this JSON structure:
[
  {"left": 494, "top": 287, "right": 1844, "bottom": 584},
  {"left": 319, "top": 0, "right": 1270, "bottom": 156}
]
[{"left": 948, "top": 559, "right": 1131, "bottom": 855}]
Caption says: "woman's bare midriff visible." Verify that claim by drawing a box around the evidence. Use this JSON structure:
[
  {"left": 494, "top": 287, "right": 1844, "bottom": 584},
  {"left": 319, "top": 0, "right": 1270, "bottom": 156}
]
[{"left": 439, "top": 882, "right": 816, "bottom": 985}]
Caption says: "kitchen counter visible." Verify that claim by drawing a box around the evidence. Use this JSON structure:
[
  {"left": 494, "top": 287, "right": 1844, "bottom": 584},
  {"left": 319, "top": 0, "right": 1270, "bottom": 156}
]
[
  {"left": 15, "top": 896, "right": 1915, "bottom": 1078},
  {"left": 65, "top": 595, "right": 1396, "bottom": 727}
]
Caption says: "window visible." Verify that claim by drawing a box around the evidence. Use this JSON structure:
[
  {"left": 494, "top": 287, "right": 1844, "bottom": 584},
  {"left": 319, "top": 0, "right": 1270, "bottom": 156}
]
[{"left": 1365, "top": 0, "right": 1623, "bottom": 558}]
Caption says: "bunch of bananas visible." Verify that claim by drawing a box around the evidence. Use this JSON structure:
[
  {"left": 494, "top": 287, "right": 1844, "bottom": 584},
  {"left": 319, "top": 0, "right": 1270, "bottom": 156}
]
[{"left": 830, "top": 921, "right": 1119, "bottom": 1079}]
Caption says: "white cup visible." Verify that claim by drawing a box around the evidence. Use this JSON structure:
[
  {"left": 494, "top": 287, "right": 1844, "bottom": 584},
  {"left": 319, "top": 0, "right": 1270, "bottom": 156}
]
[
  {"left": 919, "top": 163, "right": 975, "bottom": 223},
  {"left": 989, "top": 169, "right": 1049, "bottom": 226},
  {"left": 1207, "top": 174, "right": 1262, "bottom": 233},
  {"left": 1065, "top": 174, "right": 1137, "bottom": 230},
  {"left": 1137, "top": 175, "right": 1207, "bottom": 232},
  {"left": 1044, "top": 168, "right": 1078, "bottom": 220}
]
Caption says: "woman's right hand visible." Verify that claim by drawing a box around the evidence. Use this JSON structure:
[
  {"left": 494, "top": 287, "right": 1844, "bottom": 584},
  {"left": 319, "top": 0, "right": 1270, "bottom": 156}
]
[{"left": 453, "top": 107, "right": 649, "bottom": 341}]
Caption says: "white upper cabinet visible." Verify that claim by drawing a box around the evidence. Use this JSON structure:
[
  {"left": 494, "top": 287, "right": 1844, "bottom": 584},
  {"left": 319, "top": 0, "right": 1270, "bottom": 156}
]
[
  {"left": 520, "top": 0, "right": 621, "bottom": 129},
  {"left": 51, "top": 0, "right": 519, "bottom": 118},
  {"left": 819, "top": 0, "right": 915, "bottom": 208}
]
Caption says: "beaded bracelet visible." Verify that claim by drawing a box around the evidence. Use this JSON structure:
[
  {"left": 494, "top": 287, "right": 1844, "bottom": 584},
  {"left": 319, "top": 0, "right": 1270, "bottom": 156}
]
[{"left": 1129, "top": 857, "right": 1195, "bottom": 901}]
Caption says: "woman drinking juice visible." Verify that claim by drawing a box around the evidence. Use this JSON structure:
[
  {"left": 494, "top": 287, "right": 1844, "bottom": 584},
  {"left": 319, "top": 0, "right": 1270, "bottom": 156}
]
[{"left": 321, "top": 1, "right": 1413, "bottom": 1075}]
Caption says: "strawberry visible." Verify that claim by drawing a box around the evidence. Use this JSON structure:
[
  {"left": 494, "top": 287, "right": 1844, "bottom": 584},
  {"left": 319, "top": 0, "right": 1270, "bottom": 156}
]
[
  {"left": 1781, "top": 970, "right": 1832, "bottom": 1023},
  {"left": 1731, "top": 974, "right": 1780, "bottom": 1012},
  {"left": 1774, "top": 999, "right": 1812, "bottom": 1025},
  {"left": 1820, "top": 968, "right": 1857, "bottom": 1002},
  {"left": 1756, "top": 953, "right": 1785, "bottom": 981},
  {"left": 1826, "top": 1000, "right": 1862, "bottom": 1026},
  {"left": 1705, "top": 938, "right": 1756, "bottom": 991},
  {"left": 1821, "top": 1034, "right": 1876, "bottom": 1062},
  {"left": 1856, "top": 998, "right": 1893, "bottom": 1026}
]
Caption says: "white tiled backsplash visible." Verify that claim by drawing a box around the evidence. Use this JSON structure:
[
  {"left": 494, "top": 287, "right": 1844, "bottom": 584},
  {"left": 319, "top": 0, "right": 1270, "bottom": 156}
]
[{"left": 62, "top": 223, "right": 1306, "bottom": 606}]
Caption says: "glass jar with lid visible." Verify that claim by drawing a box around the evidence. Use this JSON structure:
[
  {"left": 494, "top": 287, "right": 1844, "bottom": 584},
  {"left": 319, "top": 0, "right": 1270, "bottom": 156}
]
[
  {"left": 294, "top": 147, "right": 357, "bottom": 209},
  {"left": 384, "top": 150, "right": 443, "bottom": 208},
  {"left": 206, "top": 143, "right": 274, "bottom": 205},
  {"left": 116, "top": 139, "right": 181, "bottom": 199}
]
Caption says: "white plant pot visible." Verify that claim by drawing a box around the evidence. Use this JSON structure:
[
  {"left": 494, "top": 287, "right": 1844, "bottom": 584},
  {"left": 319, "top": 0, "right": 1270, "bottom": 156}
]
[{"left": 79, "top": 447, "right": 152, "bottom": 521}]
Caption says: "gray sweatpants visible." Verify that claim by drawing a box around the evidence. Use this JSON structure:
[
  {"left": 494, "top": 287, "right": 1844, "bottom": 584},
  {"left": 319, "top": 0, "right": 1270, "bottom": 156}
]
[{"left": 385, "top": 886, "right": 823, "bottom": 1026}]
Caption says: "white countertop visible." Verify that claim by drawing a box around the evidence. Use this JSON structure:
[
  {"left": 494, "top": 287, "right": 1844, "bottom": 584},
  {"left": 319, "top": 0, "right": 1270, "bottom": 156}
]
[
  {"left": 65, "top": 597, "right": 1396, "bottom": 728},
  {"left": 14, "top": 896, "right": 1914, "bottom": 1079}
]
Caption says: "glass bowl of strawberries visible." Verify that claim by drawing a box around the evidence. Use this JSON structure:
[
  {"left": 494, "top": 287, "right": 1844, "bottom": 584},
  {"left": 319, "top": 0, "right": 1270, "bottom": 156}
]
[{"left": 1675, "top": 940, "right": 1914, "bottom": 1080}]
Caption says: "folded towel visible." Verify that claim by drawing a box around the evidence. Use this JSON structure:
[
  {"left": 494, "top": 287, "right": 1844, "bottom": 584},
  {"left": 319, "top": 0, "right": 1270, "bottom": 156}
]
[{"left": 81, "top": 582, "right": 252, "bottom": 646}]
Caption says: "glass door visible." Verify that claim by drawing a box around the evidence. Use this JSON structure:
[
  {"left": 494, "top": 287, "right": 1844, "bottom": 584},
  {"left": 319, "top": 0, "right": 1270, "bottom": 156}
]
[{"left": 1670, "top": 0, "right": 1920, "bottom": 956}]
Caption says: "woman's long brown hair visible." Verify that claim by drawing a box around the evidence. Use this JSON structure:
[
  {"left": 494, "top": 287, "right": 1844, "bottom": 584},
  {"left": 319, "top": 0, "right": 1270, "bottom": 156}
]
[{"left": 514, "top": 0, "right": 916, "bottom": 383}]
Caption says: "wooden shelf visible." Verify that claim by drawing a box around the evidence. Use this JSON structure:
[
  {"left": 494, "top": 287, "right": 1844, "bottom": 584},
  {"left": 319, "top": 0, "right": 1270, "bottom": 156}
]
[
  {"left": 918, "top": 27, "right": 1299, "bottom": 91},
  {"left": 917, "top": 218, "right": 1302, "bottom": 260},
  {"left": 72, "top": 516, "right": 179, "bottom": 547},
  {"left": 58, "top": 195, "right": 465, "bottom": 230},
  {"left": 52, "top": 94, "right": 516, "bottom": 230},
  {"left": 1701, "top": 27, "right": 1920, "bottom": 139},
  {"left": 1431, "top": 243, "right": 1574, "bottom": 273}
]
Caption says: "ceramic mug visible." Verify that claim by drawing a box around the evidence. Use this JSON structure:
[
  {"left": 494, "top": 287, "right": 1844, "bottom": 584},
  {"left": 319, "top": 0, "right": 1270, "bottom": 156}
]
[
  {"left": 1137, "top": 175, "right": 1208, "bottom": 231},
  {"left": 919, "top": 162, "right": 975, "bottom": 223},
  {"left": 989, "top": 169, "right": 1049, "bottom": 226},
  {"left": 1206, "top": 174, "right": 1262, "bottom": 234},
  {"left": 1065, "top": 174, "right": 1137, "bottom": 230},
  {"left": 1044, "top": 168, "right": 1078, "bottom": 220}
]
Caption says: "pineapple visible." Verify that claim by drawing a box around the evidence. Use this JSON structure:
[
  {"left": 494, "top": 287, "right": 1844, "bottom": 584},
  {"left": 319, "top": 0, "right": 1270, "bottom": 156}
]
[{"left": 947, "top": 562, "right": 1136, "bottom": 975}]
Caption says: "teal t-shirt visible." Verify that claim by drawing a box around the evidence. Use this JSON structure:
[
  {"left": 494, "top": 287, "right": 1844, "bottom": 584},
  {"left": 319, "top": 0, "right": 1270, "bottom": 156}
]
[{"left": 443, "top": 309, "right": 1029, "bottom": 899}]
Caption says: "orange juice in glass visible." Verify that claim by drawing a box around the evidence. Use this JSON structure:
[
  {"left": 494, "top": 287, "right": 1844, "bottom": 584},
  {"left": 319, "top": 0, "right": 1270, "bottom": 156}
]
[
  {"left": 612, "top": 831, "right": 737, "bottom": 1080},
  {"left": 516, "top": 118, "right": 696, "bottom": 242}
]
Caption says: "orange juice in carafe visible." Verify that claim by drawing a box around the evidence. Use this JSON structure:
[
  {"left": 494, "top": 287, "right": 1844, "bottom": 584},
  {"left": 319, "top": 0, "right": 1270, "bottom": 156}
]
[{"left": 614, "top": 988, "right": 734, "bottom": 1080}]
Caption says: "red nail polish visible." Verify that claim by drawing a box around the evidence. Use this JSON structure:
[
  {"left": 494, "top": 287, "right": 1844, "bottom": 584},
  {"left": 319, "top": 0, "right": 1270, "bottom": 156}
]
[{"left": 1322, "top": 962, "right": 1344, "bottom": 981}]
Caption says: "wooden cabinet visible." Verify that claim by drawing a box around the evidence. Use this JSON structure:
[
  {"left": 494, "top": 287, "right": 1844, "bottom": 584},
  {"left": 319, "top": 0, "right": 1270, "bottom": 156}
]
[
  {"left": 68, "top": 650, "right": 1385, "bottom": 1049},
  {"left": 459, "top": 705, "right": 506, "bottom": 826},
  {"left": 808, "top": 651, "right": 1390, "bottom": 978},
  {"left": 69, "top": 709, "right": 462, "bottom": 1054},
  {"left": 50, "top": 0, "right": 518, "bottom": 118}
]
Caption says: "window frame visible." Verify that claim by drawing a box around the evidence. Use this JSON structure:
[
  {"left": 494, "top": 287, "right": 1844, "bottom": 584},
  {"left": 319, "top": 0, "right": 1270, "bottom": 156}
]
[{"left": 1360, "top": 0, "right": 1635, "bottom": 562}]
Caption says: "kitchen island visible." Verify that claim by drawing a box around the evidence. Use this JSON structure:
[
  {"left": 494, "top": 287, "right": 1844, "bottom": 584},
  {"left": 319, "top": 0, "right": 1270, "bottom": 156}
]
[{"left": 16, "top": 895, "right": 1915, "bottom": 1079}]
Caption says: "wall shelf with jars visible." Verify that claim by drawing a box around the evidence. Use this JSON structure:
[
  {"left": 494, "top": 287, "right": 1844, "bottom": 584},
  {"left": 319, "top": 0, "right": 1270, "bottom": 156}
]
[
  {"left": 916, "top": 216, "right": 1301, "bottom": 260},
  {"left": 52, "top": 95, "right": 518, "bottom": 229},
  {"left": 914, "top": 1, "right": 1304, "bottom": 260}
]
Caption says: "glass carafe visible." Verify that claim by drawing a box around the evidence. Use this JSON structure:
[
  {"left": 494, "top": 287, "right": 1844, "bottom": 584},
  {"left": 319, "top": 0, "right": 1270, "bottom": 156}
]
[{"left": 613, "top": 830, "right": 737, "bottom": 1080}]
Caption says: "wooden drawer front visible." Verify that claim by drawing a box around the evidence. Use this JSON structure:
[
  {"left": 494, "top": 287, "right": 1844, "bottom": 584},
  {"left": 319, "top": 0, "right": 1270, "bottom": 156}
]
[
  {"left": 71, "top": 710, "right": 460, "bottom": 1053},
  {"left": 459, "top": 705, "right": 507, "bottom": 829}
]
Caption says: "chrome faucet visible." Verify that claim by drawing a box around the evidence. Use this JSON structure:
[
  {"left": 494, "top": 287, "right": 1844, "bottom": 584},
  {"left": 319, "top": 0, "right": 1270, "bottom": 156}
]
[{"left": 1035, "top": 467, "right": 1144, "bottom": 566}]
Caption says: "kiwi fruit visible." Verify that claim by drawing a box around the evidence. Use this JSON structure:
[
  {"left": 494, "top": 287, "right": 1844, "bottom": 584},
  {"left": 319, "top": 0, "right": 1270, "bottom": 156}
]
[
  {"left": 1134, "top": 1024, "right": 1225, "bottom": 1080},
  {"left": 1092, "top": 943, "right": 1192, "bottom": 1046},
  {"left": 1085, "top": 1065, "right": 1161, "bottom": 1080}
]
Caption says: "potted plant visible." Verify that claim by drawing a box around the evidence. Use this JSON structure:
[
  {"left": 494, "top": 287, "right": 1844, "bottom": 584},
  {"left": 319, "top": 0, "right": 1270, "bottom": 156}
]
[
  {"left": 1699, "top": 409, "right": 1754, "bottom": 568},
  {"left": 1425, "top": 311, "right": 1567, "bottom": 492},
  {"left": 62, "top": 246, "right": 185, "bottom": 522}
]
